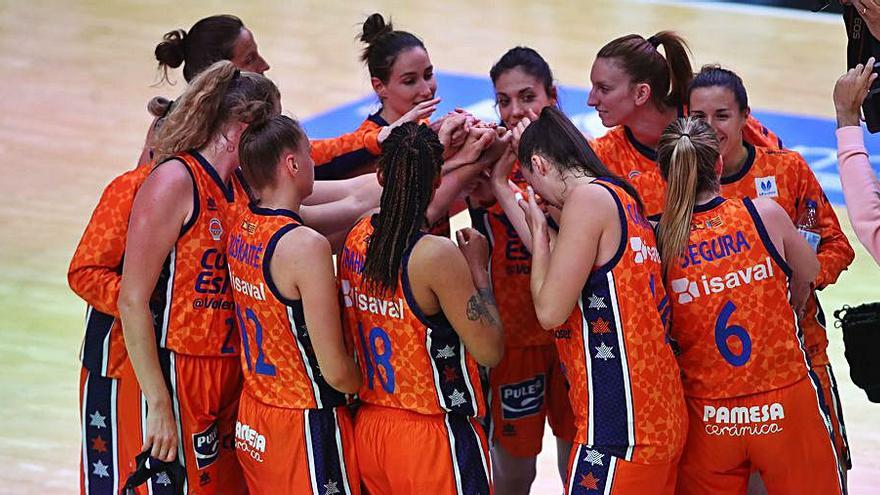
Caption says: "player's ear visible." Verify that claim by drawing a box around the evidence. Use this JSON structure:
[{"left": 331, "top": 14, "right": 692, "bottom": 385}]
[
  {"left": 377, "top": 168, "right": 386, "bottom": 187},
  {"left": 371, "top": 77, "right": 387, "bottom": 101},
  {"left": 742, "top": 105, "right": 751, "bottom": 121},
  {"left": 531, "top": 154, "right": 550, "bottom": 177},
  {"left": 283, "top": 151, "right": 299, "bottom": 177},
  {"left": 633, "top": 82, "right": 651, "bottom": 107}
]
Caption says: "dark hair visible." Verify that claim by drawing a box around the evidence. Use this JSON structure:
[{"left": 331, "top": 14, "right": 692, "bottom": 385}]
[
  {"left": 239, "top": 115, "right": 307, "bottom": 191},
  {"left": 688, "top": 65, "right": 749, "bottom": 112},
  {"left": 656, "top": 117, "right": 721, "bottom": 270},
  {"left": 152, "top": 61, "right": 280, "bottom": 163},
  {"left": 596, "top": 31, "right": 693, "bottom": 110},
  {"left": 518, "top": 106, "right": 644, "bottom": 213},
  {"left": 362, "top": 122, "right": 444, "bottom": 294},
  {"left": 359, "top": 13, "right": 426, "bottom": 83},
  {"left": 490, "top": 46, "right": 557, "bottom": 101},
  {"left": 155, "top": 14, "right": 244, "bottom": 83}
]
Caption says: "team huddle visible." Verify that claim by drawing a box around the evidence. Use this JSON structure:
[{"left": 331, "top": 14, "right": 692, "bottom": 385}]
[{"left": 69, "top": 11, "right": 854, "bottom": 495}]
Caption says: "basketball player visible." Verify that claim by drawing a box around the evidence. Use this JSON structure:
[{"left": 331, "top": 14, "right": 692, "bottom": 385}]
[
  {"left": 118, "top": 61, "right": 279, "bottom": 494},
  {"left": 688, "top": 66, "right": 855, "bottom": 482},
  {"left": 338, "top": 122, "right": 503, "bottom": 495},
  {"left": 656, "top": 117, "right": 844, "bottom": 495},
  {"left": 505, "top": 107, "right": 687, "bottom": 494},
  {"left": 227, "top": 115, "right": 361, "bottom": 494},
  {"left": 587, "top": 32, "right": 782, "bottom": 217},
  {"left": 467, "top": 47, "right": 576, "bottom": 495}
]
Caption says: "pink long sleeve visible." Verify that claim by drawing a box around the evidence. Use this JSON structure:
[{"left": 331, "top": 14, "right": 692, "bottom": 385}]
[{"left": 837, "top": 126, "right": 880, "bottom": 264}]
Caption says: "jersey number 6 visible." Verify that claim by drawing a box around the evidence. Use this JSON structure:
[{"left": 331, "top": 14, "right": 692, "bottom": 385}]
[{"left": 715, "top": 301, "right": 752, "bottom": 367}]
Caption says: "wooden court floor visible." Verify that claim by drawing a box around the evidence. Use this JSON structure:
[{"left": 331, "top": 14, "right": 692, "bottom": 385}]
[{"left": 0, "top": 0, "right": 877, "bottom": 492}]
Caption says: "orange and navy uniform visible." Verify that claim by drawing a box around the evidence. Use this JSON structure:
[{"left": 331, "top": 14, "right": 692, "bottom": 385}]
[
  {"left": 559, "top": 178, "right": 686, "bottom": 495},
  {"left": 468, "top": 162, "right": 576, "bottom": 458},
  {"left": 69, "top": 164, "right": 151, "bottom": 495},
  {"left": 311, "top": 114, "right": 384, "bottom": 180},
  {"left": 719, "top": 143, "right": 854, "bottom": 468},
  {"left": 142, "top": 150, "right": 250, "bottom": 494},
  {"left": 225, "top": 204, "right": 359, "bottom": 495},
  {"left": 338, "top": 215, "right": 492, "bottom": 495},
  {"left": 591, "top": 114, "right": 781, "bottom": 218},
  {"left": 665, "top": 197, "right": 844, "bottom": 495}
]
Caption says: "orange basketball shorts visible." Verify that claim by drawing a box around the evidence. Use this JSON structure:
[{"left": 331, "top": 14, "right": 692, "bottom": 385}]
[
  {"left": 487, "top": 344, "right": 576, "bottom": 458},
  {"left": 235, "top": 391, "right": 360, "bottom": 495},
  {"left": 677, "top": 375, "right": 845, "bottom": 495},
  {"left": 355, "top": 404, "right": 493, "bottom": 495}
]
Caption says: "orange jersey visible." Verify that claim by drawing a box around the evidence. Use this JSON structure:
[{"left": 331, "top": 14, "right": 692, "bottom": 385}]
[
  {"left": 591, "top": 114, "right": 782, "bottom": 218},
  {"left": 555, "top": 178, "right": 685, "bottom": 464},
  {"left": 311, "top": 114, "right": 384, "bottom": 180},
  {"left": 665, "top": 197, "right": 810, "bottom": 399},
  {"left": 719, "top": 144, "right": 853, "bottom": 289},
  {"left": 70, "top": 165, "right": 151, "bottom": 378},
  {"left": 469, "top": 162, "right": 551, "bottom": 348},
  {"left": 338, "top": 216, "right": 485, "bottom": 417},
  {"left": 226, "top": 203, "right": 347, "bottom": 410},
  {"left": 151, "top": 151, "right": 246, "bottom": 357}
]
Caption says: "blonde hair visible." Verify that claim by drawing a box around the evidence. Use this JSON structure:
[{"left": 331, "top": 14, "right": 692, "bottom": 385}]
[
  {"left": 151, "top": 60, "right": 279, "bottom": 163},
  {"left": 656, "top": 117, "right": 720, "bottom": 271}
]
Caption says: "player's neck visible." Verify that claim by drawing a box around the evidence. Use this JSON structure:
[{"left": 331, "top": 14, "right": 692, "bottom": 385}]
[
  {"left": 695, "top": 188, "right": 719, "bottom": 206},
  {"left": 626, "top": 105, "right": 677, "bottom": 149},
  {"left": 379, "top": 106, "right": 402, "bottom": 125},
  {"left": 256, "top": 184, "right": 303, "bottom": 214},
  {"left": 198, "top": 144, "right": 239, "bottom": 183},
  {"left": 722, "top": 142, "right": 748, "bottom": 179}
]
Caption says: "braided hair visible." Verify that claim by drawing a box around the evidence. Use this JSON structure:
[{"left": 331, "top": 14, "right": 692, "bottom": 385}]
[{"left": 362, "top": 122, "right": 444, "bottom": 294}]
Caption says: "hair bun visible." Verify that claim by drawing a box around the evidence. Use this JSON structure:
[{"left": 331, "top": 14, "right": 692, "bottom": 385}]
[
  {"left": 360, "top": 13, "right": 393, "bottom": 45},
  {"left": 147, "top": 96, "right": 173, "bottom": 117},
  {"left": 155, "top": 29, "right": 187, "bottom": 68}
]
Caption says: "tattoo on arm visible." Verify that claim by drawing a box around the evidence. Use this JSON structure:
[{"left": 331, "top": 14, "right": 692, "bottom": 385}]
[{"left": 466, "top": 287, "right": 501, "bottom": 327}]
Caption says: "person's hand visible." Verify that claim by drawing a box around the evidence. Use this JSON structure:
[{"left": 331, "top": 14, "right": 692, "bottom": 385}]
[
  {"left": 511, "top": 111, "right": 538, "bottom": 151},
  {"left": 853, "top": 0, "right": 880, "bottom": 40},
  {"left": 789, "top": 281, "right": 812, "bottom": 321},
  {"left": 490, "top": 130, "right": 517, "bottom": 187},
  {"left": 143, "top": 400, "right": 178, "bottom": 462},
  {"left": 445, "top": 126, "right": 497, "bottom": 170},
  {"left": 437, "top": 112, "right": 469, "bottom": 158},
  {"left": 456, "top": 227, "right": 489, "bottom": 272},
  {"left": 518, "top": 186, "right": 549, "bottom": 244},
  {"left": 834, "top": 56, "right": 877, "bottom": 127},
  {"left": 378, "top": 97, "right": 441, "bottom": 143}
]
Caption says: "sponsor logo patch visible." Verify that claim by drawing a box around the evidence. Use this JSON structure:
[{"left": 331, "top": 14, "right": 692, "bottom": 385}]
[
  {"left": 235, "top": 421, "right": 266, "bottom": 463},
  {"left": 192, "top": 422, "right": 219, "bottom": 469},
  {"left": 755, "top": 176, "right": 778, "bottom": 197},
  {"left": 209, "top": 218, "right": 223, "bottom": 241},
  {"left": 703, "top": 402, "right": 786, "bottom": 437},
  {"left": 500, "top": 375, "right": 546, "bottom": 420}
]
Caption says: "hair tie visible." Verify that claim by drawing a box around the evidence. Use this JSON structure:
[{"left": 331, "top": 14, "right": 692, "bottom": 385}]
[
  {"left": 232, "top": 68, "right": 241, "bottom": 80},
  {"left": 679, "top": 132, "right": 690, "bottom": 139},
  {"left": 647, "top": 35, "right": 660, "bottom": 48}
]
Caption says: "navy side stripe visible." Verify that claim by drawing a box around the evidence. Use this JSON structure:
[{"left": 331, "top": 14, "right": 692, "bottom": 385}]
[
  {"left": 82, "top": 371, "right": 118, "bottom": 494},
  {"left": 447, "top": 415, "right": 490, "bottom": 495},
  {"left": 81, "top": 307, "right": 115, "bottom": 374},
  {"left": 568, "top": 444, "right": 617, "bottom": 495},
  {"left": 305, "top": 409, "right": 351, "bottom": 495}
]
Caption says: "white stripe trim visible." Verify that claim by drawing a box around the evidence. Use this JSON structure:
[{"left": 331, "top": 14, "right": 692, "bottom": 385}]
[
  {"left": 289, "top": 307, "right": 324, "bottom": 408},
  {"left": 141, "top": 392, "right": 154, "bottom": 495},
  {"left": 332, "top": 409, "right": 354, "bottom": 495},
  {"left": 110, "top": 379, "right": 119, "bottom": 491},
  {"left": 304, "top": 410, "right": 320, "bottom": 495},
  {"left": 458, "top": 341, "right": 479, "bottom": 414},
  {"left": 467, "top": 418, "right": 492, "bottom": 487},
  {"left": 579, "top": 298, "right": 595, "bottom": 447},
  {"left": 101, "top": 316, "right": 114, "bottom": 376},
  {"left": 426, "top": 328, "right": 447, "bottom": 409},
  {"left": 167, "top": 352, "right": 188, "bottom": 494},
  {"left": 825, "top": 364, "right": 851, "bottom": 453},
  {"left": 805, "top": 373, "right": 847, "bottom": 494},
  {"left": 444, "top": 415, "right": 465, "bottom": 495},
  {"left": 566, "top": 444, "right": 583, "bottom": 495},
  {"left": 160, "top": 249, "right": 176, "bottom": 348},
  {"left": 80, "top": 306, "right": 92, "bottom": 363},
  {"left": 603, "top": 455, "right": 619, "bottom": 495},
  {"left": 606, "top": 272, "right": 635, "bottom": 460},
  {"left": 81, "top": 370, "right": 91, "bottom": 494}
]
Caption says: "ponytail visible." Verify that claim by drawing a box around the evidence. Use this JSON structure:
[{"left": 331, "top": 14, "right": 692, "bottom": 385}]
[
  {"left": 597, "top": 31, "right": 693, "bottom": 110},
  {"left": 151, "top": 60, "right": 279, "bottom": 163},
  {"left": 362, "top": 122, "right": 444, "bottom": 294},
  {"left": 656, "top": 117, "right": 721, "bottom": 271}
]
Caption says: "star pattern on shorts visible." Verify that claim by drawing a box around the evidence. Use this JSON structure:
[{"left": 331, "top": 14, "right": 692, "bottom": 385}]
[
  {"left": 579, "top": 472, "right": 599, "bottom": 490},
  {"left": 443, "top": 365, "right": 459, "bottom": 383},
  {"left": 436, "top": 345, "right": 456, "bottom": 359},
  {"left": 155, "top": 471, "right": 172, "bottom": 486},
  {"left": 588, "top": 293, "right": 607, "bottom": 309},
  {"left": 595, "top": 342, "right": 615, "bottom": 361},
  {"left": 448, "top": 388, "right": 467, "bottom": 408},
  {"left": 324, "top": 479, "right": 340, "bottom": 495},
  {"left": 89, "top": 410, "right": 107, "bottom": 429},
  {"left": 92, "top": 459, "right": 110, "bottom": 478},
  {"left": 590, "top": 318, "right": 611, "bottom": 335},
  {"left": 583, "top": 449, "right": 604, "bottom": 466},
  {"left": 90, "top": 435, "right": 108, "bottom": 453}
]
